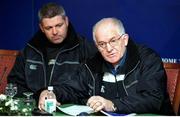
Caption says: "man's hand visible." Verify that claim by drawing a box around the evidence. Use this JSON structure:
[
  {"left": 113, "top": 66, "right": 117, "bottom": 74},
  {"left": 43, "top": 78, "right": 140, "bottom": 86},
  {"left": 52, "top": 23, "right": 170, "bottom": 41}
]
[
  {"left": 86, "top": 96, "right": 115, "bottom": 112},
  {"left": 38, "top": 90, "right": 61, "bottom": 111}
]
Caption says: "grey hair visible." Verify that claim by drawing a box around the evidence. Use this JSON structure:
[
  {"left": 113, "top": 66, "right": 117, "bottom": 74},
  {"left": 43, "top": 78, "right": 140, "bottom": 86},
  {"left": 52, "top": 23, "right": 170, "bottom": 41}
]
[
  {"left": 92, "top": 17, "right": 125, "bottom": 42},
  {"left": 38, "top": 2, "right": 66, "bottom": 22}
]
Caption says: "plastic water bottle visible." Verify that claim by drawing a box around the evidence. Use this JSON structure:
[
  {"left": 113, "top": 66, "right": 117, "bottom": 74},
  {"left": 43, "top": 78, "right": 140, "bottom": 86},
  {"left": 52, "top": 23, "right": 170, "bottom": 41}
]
[{"left": 45, "top": 86, "right": 56, "bottom": 113}]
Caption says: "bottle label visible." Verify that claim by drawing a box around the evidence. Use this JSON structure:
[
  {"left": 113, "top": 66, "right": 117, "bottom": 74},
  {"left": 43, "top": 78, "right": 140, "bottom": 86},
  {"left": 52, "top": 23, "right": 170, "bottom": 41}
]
[{"left": 45, "top": 99, "right": 56, "bottom": 113}]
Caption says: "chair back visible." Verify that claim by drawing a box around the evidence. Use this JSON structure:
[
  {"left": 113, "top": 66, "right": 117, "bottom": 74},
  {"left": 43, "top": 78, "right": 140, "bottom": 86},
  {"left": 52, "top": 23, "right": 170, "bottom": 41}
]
[
  {"left": 164, "top": 62, "right": 180, "bottom": 115},
  {"left": 0, "top": 49, "right": 19, "bottom": 94}
]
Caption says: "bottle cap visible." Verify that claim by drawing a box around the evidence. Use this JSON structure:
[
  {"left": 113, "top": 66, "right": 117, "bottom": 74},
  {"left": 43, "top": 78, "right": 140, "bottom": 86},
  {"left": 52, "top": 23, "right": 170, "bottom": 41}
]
[{"left": 48, "top": 86, "right": 53, "bottom": 91}]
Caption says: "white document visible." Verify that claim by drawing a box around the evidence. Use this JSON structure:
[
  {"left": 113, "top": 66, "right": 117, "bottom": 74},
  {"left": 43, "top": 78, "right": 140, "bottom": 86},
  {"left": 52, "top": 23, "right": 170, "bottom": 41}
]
[{"left": 57, "top": 104, "right": 94, "bottom": 116}]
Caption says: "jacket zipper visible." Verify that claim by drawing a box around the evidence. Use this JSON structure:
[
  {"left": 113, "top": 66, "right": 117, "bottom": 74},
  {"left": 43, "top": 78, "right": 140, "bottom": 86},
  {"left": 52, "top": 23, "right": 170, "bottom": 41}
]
[
  {"left": 122, "top": 60, "right": 140, "bottom": 96},
  {"left": 27, "top": 44, "right": 47, "bottom": 87},
  {"left": 48, "top": 44, "right": 79, "bottom": 85},
  {"left": 85, "top": 64, "right": 96, "bottom": 96}
]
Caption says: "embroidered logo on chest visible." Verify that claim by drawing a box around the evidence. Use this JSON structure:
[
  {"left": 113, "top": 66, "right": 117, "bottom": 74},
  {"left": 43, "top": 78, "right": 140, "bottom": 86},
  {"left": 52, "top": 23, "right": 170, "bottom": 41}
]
[
  {"left": 29, "top": 64, "right": 37, "bottom": 70},
  {"left": 100, "top": 85, "right": 105, "bottom": 93},
  {"left": 48, "top": 59, "right": 56, "bottom": 65}
]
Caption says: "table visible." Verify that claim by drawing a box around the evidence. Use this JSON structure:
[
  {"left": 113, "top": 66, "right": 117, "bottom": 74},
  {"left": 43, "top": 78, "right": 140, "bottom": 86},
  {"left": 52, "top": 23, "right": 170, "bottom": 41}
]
[{"left": 0, "top": 97, "right": 159, "bottom": 116}]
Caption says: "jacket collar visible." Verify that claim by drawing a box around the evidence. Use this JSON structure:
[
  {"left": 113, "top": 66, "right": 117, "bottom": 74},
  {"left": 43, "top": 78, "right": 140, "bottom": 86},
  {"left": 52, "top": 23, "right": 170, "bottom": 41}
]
[
  {"left": 123, "top": 38, "right": 140, "bottom": 74},
  {"left": 27, "top": 22, "right": 80, "bottom": 53},
  {"left": 87, "top": 38, "right": 140, "bottom": 74}
]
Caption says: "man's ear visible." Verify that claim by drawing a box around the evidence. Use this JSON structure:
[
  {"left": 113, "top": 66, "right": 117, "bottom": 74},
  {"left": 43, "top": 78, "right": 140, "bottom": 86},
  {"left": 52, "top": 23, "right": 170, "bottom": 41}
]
[
  {"left": 65, "top": 16, "right": 69, "bottom": 26},
  {"left": 123, "top": 34, "right": 129, "bottom": 46},
  {"left": 39, "top": 23, "right": 44, "bottom": 33}
]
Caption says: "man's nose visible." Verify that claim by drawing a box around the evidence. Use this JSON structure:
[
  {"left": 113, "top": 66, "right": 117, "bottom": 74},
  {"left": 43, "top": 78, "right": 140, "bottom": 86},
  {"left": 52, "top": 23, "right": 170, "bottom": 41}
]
[
  {"left": 106, "top": 43, "right": 113, "bottom": 52},
  {"left": 52, "top": 27, "right": 57, "bottom": 35}
]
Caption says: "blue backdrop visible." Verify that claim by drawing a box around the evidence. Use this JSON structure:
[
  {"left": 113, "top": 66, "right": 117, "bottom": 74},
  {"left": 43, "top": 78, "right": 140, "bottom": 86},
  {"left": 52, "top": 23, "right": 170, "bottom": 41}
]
[{"left": 0, "top": 0, "right": 179, "bottom": 63}]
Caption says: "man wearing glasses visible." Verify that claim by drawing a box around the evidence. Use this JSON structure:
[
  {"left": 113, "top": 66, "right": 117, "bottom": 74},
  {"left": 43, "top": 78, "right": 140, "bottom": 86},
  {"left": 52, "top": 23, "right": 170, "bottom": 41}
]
[{"left": 72, "top": 17, "right": 174, "bottom": 115}]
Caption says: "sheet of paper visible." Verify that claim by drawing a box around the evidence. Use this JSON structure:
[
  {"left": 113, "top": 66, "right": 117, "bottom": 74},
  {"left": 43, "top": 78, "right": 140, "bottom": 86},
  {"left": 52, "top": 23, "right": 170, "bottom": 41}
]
[{"left": 57, "top": 105, "right": 94, "bottom": 116}]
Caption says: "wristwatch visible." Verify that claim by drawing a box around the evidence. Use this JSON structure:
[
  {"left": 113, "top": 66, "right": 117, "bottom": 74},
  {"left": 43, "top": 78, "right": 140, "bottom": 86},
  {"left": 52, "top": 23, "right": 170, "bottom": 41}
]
[{"left": 112, "top": 103, "right": 117, "bottom": 112}]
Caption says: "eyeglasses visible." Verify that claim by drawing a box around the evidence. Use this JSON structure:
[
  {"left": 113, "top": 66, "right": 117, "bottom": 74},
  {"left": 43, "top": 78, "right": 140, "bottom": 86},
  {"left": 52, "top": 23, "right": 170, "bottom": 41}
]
[{"left": 97, "top": 34, "right": 124, "bottom": 49}]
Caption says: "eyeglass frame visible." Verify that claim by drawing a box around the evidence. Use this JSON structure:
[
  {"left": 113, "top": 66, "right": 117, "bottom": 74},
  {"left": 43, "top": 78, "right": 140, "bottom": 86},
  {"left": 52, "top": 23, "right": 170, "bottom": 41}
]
[{"left": 96, "top": 34, "right": 124, "bottom": 50}]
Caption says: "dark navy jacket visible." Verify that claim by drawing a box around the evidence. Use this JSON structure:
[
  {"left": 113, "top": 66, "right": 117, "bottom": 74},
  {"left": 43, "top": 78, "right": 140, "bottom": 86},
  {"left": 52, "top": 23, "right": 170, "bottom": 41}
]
[
  {"left": 74, "top": 39, "right": 174, "bottom": 115},
  {"left": 7, "top": 23, "right": 97, "bottom": 103}
]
